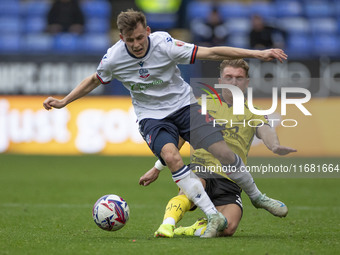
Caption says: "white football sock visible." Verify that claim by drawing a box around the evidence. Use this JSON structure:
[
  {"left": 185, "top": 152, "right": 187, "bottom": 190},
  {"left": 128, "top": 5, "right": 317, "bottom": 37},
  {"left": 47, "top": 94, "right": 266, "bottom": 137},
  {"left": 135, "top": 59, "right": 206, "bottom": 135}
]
[
  {"left": 172, "top": 165, "right": 217, "bottom": 216},
  {"left": 224, "top": 154, "right": 261, "bottom": 200},
  {"left": 162, "top": 217, "right": 176, "bottom": 225}
]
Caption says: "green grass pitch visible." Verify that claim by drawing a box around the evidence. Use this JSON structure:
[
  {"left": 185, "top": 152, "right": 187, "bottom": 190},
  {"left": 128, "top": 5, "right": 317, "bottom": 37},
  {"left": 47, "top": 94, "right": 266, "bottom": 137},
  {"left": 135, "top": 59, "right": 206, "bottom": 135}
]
[{"left": 0, "top": 155, "right": 339, "bottom": 255}]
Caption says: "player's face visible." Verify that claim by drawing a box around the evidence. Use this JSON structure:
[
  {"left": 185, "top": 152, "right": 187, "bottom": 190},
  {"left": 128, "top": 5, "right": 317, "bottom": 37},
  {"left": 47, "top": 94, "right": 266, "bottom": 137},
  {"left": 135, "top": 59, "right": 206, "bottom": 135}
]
[
  {"left": 219, "top": 66, "right": 249, "bottom": 99},
  {"left": 120, "top": 23, "right": 151, "bottom": 58}
]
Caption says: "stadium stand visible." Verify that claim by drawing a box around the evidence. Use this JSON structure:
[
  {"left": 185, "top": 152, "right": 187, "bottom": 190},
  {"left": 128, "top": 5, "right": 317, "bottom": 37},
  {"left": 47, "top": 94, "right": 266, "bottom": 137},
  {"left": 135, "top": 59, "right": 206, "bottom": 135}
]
[
  {"left": 187, "top": 0, "right": 340, "bottom": 58},
  {"left": 23, "top": 33, "right": 53, "bottom": 52},
  {"left": 0, "top": 0, "right": 111, "bottom": 54},
  {"left": 0, "top": 34, "right": 21, "bottom": 53},
  {"left": 275, "top": 1, "right": 303, "bottom": 18},
  {"left": 0, "top": 0, "right": 21, "bottom": 16},
  {"left": 0, "top": 0, "right": 339, "bottom": 57}
]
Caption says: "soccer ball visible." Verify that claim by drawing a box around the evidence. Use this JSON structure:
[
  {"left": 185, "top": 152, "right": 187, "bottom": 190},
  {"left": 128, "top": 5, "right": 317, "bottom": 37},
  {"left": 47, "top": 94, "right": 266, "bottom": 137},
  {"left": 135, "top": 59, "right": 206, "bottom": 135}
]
[{"left": 92, "top": 194, "right": 130, "bottom": 231}]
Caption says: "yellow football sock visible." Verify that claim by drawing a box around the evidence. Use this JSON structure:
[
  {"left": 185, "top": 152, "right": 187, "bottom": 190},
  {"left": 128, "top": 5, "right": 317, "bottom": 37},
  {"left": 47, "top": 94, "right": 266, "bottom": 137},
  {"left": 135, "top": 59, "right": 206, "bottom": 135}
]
[{"left": 163, "top": 195, "right": 191, "bottom": 224}]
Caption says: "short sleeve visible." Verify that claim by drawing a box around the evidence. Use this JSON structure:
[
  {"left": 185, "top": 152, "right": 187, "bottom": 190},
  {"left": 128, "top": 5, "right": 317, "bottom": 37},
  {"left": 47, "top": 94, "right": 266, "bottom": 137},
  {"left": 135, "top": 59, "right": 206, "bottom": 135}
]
[
  {"left": 96, "top": 53, "right": 112, "bottom": 84},
  {"left": 165, "top": 36, "right": 198, "bottom": 64}
]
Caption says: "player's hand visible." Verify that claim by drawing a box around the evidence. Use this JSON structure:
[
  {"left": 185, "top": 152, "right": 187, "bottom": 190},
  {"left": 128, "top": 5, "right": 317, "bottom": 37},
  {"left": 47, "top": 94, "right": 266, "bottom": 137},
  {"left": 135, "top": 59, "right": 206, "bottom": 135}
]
[
  {"left": 139, "top": 167, "right": 160, "bottom": 186},
  {"left": 272, "top": 145, "right": 297, "bottom": 155},
  {"left": 43, "top": 97, "right": 66, "bottom": 110},
  {"left": 258, "top": 49, "right": 288, "bottom": 63}
]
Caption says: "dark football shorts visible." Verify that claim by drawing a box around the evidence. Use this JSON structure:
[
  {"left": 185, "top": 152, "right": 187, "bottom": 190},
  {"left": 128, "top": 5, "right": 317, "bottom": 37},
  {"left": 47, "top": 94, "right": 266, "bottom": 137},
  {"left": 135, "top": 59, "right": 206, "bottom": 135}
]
[
  {"left": 138, "top": 103, "right": 224, "bottom": 165},
  {"left": 190, "top": 165, "right": 243, "bottom": 212}
]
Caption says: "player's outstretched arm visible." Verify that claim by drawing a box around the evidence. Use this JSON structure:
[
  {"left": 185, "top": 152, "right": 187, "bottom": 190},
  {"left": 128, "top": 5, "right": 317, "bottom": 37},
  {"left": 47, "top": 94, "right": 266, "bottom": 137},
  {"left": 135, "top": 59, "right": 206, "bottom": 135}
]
[
  {"left": 43, "top": 73, "right": 101, "bottom": 110},
  {"left": 196, "top": 46, "right": 287, "bottom": 63},
  {"left": 257, "top": 125, "right": 297, "bottom": 155}
]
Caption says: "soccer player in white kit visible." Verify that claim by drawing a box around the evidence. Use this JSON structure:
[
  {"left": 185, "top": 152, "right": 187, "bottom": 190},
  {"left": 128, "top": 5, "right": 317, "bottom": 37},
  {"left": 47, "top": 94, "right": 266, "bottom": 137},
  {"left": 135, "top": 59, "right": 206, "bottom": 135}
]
[{"left": 43, "top": 9, "right": 288, "bottom": 238}]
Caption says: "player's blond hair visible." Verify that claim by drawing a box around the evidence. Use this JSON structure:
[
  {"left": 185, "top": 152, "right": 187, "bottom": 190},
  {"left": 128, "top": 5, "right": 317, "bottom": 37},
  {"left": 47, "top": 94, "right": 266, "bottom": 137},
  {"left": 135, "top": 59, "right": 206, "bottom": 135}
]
[
  {"left": 219, "top": 59, "right": 249, "bottom": 78},
  {"left": 117, "top": 9, "right": 147, "bottom": 34}
]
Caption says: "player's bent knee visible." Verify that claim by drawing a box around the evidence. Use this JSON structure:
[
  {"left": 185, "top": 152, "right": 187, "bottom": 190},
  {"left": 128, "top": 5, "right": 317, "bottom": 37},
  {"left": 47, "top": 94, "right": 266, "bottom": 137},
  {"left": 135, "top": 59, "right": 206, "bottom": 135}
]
[
  {"left": 161, "top": 144, "right": 183, "bottom": 169},
  {"left": 161, "top": 150, "right": 181, "bottom": 164}
]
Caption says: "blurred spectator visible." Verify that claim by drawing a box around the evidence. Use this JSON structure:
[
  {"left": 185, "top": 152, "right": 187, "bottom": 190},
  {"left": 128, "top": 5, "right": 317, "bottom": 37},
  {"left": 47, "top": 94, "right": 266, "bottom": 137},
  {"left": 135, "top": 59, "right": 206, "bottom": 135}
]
[
  {"left": 46, "top": 0, "right": 85, "bottom": 35},
  {"left": 191, "top": 6, "right": 228, "bottom": 46},
  {"left": 249, "top": 14, "right": 286, "bottom": 49}
]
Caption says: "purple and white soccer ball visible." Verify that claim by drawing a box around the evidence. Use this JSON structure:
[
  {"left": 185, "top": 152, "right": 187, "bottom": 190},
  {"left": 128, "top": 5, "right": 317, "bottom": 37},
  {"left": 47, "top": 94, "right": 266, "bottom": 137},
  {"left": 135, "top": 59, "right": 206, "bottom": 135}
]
[{"left": 92, "top": 194, "right": 130, "bottom": 231}]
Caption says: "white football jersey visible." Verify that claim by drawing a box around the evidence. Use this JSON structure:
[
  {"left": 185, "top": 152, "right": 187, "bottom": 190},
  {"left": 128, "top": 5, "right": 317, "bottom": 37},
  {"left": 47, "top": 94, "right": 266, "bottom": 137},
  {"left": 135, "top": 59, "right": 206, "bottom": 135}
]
[{"left": 96, "top": 31, "right": 198, "bottom": 121}]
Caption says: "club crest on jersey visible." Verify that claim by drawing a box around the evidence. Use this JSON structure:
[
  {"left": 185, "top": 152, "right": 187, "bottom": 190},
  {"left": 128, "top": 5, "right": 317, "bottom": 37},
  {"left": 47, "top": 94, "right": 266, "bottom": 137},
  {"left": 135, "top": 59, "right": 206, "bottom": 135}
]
[{"left": 139, "top": 68, "right": 150, "bottom": 79}]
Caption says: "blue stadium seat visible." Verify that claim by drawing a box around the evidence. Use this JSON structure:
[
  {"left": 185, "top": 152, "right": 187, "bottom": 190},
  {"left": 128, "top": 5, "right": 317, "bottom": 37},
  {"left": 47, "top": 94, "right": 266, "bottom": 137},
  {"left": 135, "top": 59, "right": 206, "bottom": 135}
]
[
  {"left": 23, "top": 34, "right": 53, "bottom": 52},
  {"left": 0, "top": 34, "right": 21, "bottom": 53},
  {"left": 85, "top": 18, "right": 111, "bottom": 34},
  {"left": 186, "top": 1, "right": 213, "bottom": 22},
  {"left": 24, "top": 17, "right": 46, "bottom": 34},
  {"left": 0, "top": 1, "right": 21, "bottom": 16},
  {"left": 249, "top": 2, "right": 276, "bottom": 20},
  {"left": 305, "top": 1, "right": 334, "bottom": 18},
  {"left": 219, "top": 3, "right": 250, "bottom": 19},
  {"left": 313, "top": 35, "right": 340, "bottom": 56},
  {"left": 273, "top": 0, "right": 299, "bottom": 2},
  {"left": 146, "top": 13, "right": 177, "bottom": 30},
  {"left": 21, "top": 1, "right": 50, "bottom": 17},
  {"left": 225, "top": 18, "right": 251, "bottom": 34},
  {"left": 275, "top": 1, "right": 303, "bottom": 17},
  {"left": 278, "top": 17, "right": 310, "bottom": 34},
  {"left": 226, "top": 33, "right": 249, "bottom": 49},
  {"left": 53, "top": 33, "right": 81, "bottom": 52},
  {"left": 82, "top": 0, "right": 111, "bottom": 18},
  {"left": 335, "top": 2, "right": 340, "bottom": 16},
  {"left": 286, "top": 34, "right": 312, "bottom": 57},
  {"left": 310, "top": 18, "right": 338, "bottom": 35},
  {"left": 0, "top": 17, "right": 22, "bottom": 34},
  {"left": 82, "top": 34, "right": 110, "bottom": 53}
]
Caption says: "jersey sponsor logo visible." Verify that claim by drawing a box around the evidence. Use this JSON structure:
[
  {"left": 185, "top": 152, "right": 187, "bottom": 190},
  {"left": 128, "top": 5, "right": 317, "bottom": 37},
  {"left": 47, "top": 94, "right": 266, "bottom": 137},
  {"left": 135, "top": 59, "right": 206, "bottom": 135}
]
[
  {"left": 130, "top": 79, "right": 163, "bottom": 91},
  {"left": 166, "top": 37, "right": 173, "bottom": 43}
]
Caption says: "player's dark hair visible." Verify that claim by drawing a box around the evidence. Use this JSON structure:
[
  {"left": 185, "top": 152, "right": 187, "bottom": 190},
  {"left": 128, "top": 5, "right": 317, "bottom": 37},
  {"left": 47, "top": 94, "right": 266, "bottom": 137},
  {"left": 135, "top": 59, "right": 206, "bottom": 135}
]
[
  {"left": 117, "top": 9, "right": 147, "bottom": 34},
  {"left": 219, "top": 59, "right": 249, "bottom": 78}
]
